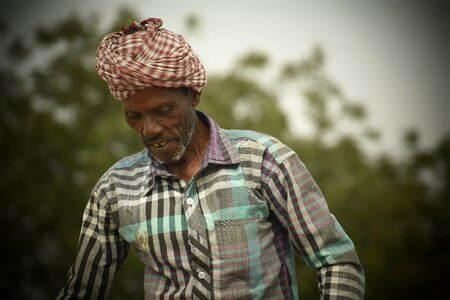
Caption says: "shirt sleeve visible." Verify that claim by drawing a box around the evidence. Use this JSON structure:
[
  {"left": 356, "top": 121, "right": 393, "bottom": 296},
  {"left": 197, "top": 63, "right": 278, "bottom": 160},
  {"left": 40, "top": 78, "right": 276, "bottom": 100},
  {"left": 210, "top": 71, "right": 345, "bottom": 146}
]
[
  {"left": 56, "top": 187, "right": 129, "bottom": 299},
  {"left": 261, "top": 148, "right": 365, "bottom": 299}
]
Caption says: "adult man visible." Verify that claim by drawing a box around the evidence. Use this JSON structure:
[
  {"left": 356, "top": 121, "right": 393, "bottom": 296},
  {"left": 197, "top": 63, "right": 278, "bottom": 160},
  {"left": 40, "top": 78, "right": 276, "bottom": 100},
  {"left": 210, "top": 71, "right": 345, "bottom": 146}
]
[{"left": 58, "top": 18, "right": 365, "bottom": 299}]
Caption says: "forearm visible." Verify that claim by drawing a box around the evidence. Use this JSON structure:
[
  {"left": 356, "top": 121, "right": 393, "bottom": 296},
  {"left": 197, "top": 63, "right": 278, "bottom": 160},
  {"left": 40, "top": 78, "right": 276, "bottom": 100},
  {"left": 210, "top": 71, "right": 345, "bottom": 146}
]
[
  {"left": 261, "top": 149, "right": 365, "bottom": 298},
  {"left": 57, "top": 189, "right": 128, "bottom": 299},
  {"left": 317, "top": 262, "right": 365, "bottom": 299},
  {"left": 56, "top": 238, "right": 128, "bottom": 299}
]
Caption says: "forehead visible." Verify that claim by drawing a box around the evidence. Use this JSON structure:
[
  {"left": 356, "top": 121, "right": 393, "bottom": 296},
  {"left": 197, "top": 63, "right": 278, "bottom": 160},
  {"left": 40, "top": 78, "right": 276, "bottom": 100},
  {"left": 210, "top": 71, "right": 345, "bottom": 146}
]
[{"left": 122, "top": 86, "right": 187, "bottom": 110}]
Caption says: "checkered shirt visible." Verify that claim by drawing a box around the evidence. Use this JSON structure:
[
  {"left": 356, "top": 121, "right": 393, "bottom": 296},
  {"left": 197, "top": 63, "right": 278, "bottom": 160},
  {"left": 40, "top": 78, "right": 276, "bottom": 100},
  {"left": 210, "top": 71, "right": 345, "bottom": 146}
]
[{"left": 57, "top": 112, "right": 365, "bottom": 299}]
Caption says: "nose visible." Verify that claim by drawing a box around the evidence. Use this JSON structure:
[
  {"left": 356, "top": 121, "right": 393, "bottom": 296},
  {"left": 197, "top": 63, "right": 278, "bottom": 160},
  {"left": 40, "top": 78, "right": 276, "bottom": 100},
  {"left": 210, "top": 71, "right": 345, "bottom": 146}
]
[{"left": 142, "top": 117, "right": 163, "bottom": 139}]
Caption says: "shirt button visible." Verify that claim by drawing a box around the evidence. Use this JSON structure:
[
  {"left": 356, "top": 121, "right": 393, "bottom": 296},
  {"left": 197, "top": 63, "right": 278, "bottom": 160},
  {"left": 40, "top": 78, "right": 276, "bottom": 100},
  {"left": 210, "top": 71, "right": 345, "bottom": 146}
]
[
  {"left": 198, "top": 271, "right": 206, "bottom": 279},
  {"left": 186, "top": 197, "right": 194, "bottom": 206}
]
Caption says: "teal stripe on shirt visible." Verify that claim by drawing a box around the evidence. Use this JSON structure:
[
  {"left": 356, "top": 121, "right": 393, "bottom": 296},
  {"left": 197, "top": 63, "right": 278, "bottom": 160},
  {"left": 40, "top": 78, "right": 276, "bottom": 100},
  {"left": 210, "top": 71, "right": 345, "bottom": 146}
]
[
  {"left": 285, "top": 243, "right": 299, "bottom": 300},
  {"left": 304, "top": 235, "right": 356, "bottom": 268},
  {"left": 246, "top": 221, "right": 265, "bottom": 298}
]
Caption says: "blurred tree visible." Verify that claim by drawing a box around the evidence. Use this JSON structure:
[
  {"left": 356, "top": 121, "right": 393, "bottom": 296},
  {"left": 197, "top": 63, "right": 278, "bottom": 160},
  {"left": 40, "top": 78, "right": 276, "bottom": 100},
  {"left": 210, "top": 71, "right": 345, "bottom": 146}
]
[
  {"left": 1, "top": 8, "right": 448, "bottom": 300},
  {"left": 277, "top": 48, "right": 448, "bottom": 299},
  {"left": 0, "top": 8, "right": 145, "bottom": 300}
]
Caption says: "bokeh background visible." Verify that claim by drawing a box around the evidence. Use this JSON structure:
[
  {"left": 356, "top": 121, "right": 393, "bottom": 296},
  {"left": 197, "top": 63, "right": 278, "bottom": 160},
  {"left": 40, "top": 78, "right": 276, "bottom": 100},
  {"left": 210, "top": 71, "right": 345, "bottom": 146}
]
[{"left": 1, "top": 0, "right": 448, "bottom": 299}]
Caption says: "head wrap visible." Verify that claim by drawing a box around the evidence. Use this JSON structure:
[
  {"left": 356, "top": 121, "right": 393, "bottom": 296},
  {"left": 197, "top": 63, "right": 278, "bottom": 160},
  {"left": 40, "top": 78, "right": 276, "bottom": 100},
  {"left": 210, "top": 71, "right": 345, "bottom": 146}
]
[{"left": 96, "top": 18, "right": 206, "bottom": 100}]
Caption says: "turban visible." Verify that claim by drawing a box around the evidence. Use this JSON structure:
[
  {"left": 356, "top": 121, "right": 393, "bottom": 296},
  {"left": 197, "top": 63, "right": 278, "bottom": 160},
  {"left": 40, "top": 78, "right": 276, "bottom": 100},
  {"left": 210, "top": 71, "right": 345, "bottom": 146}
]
[{"left": 96, "top": 18, "right": 207, "bottom": 100}]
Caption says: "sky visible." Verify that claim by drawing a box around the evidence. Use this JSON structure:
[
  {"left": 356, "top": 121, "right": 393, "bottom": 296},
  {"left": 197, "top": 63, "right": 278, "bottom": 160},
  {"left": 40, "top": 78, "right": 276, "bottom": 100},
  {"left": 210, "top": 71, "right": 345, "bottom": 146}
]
[{"left": 2, "top": 0, "right": 449, "bottom": 158}]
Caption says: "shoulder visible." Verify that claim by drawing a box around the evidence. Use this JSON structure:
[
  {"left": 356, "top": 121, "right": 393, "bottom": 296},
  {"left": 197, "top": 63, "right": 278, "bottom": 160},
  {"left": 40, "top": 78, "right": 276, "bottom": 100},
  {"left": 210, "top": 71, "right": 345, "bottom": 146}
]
[
  {"left": 98, "top": 149, "right": 150, "bottom": 184},
  {"left": 81, "top": 150, "right": 150, "bottom": 216},
  {"left": 222, "top": 129, "right": 296, "bottom": 164}
]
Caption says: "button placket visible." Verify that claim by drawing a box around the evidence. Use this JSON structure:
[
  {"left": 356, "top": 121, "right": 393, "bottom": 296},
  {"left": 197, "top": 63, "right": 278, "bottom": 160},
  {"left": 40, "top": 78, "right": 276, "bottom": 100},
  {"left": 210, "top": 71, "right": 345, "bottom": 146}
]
[{"left": 183, "top": 182, "right": 212, "bottom": 297}]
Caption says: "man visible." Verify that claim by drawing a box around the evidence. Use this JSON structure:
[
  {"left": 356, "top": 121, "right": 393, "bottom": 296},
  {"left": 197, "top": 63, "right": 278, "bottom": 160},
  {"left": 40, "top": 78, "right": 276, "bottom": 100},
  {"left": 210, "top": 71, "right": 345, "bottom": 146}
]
[{"left": 58, "top": 18, "right": 365, "bottom": 299}]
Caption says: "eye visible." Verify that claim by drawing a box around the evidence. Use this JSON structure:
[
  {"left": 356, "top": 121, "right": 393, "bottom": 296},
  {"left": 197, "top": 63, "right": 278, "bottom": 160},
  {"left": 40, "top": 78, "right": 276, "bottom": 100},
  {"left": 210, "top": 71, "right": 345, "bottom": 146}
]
[
  {"left": 156, "top": 106, "right": 174, "bottom": 116},
  {"left": 125, "top": 112, "right": 142, "bottom": 122}
]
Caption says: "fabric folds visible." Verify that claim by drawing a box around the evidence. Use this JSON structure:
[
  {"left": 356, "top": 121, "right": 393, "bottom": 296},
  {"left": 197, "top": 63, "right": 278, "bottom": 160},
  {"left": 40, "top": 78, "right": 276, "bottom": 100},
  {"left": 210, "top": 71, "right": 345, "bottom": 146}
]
[{"left": 96, "top": 18, "right": 206, "bottom": 100}]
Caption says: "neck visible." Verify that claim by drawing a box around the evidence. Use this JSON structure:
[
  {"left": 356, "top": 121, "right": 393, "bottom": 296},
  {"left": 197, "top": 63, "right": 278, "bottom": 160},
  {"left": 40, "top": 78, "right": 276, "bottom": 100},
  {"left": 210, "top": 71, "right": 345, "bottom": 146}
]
[{"left": 167, "top": 117, "right": 210, "bottom": 182}]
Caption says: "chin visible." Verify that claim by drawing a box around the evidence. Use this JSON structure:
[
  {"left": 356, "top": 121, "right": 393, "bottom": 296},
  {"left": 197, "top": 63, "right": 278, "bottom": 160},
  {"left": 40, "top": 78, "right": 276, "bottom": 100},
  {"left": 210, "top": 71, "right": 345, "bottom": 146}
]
[
  {"left": 148, "top": 151, "right": 184, "bottom": 165},
  {"left": 147, "top": 140, "right": 188, "bottom": 164}
]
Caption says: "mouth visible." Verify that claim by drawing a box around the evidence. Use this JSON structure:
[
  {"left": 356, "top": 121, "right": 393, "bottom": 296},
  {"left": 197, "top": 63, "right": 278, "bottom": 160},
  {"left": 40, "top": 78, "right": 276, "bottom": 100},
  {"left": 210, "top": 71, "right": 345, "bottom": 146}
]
[{"left": 148, "top": 140, "right": 170, "bottom": 149}]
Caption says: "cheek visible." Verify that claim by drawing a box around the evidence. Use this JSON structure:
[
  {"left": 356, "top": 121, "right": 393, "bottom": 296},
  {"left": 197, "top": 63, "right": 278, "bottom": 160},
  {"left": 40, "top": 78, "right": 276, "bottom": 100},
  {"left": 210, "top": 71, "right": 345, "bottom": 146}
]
[
  {"left": 166, "top": 112, "right": 190, "bottom": 132},
  {"left": 126, "top": 120, "right": 143, "bottom": 133}
]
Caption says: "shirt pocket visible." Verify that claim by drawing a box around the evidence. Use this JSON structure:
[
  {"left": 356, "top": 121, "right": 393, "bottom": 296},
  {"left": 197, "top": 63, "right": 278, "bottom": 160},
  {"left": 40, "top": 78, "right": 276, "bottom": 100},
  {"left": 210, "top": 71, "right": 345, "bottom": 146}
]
[
  {"left": 212, "top": 215, "right": 264, "bottom": 283},
  {"left": 215, "top": 215, "right": 263, "bottom": 241}
]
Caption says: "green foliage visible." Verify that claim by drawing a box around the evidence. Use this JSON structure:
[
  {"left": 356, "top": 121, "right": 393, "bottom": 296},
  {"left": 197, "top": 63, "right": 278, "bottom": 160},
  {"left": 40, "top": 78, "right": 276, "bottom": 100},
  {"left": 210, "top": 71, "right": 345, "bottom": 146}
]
[
  {"left": 235, "top": 51, "right": 269, "bottom": 70},
  {"left": 1, "top": 10, "right": 448, "bottom": 300},
  {"left": 200, "top": 72, "right": 287, "bottom": 139},
  {"left": 1, "top": 10, "right": 143, "bottom": 300},
  {"left": 184, "top": 14, "right": 202, "bottom": 34},
  {"left": 279, "top": 46, "right": 379, "bottom": 144}
]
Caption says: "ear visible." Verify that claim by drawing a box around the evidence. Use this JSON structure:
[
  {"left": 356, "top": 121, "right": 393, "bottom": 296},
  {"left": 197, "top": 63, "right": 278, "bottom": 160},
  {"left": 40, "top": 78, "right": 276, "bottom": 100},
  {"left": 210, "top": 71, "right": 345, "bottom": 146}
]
[{"left": 190, "top": 90, "right": 202, "bottom": 107}]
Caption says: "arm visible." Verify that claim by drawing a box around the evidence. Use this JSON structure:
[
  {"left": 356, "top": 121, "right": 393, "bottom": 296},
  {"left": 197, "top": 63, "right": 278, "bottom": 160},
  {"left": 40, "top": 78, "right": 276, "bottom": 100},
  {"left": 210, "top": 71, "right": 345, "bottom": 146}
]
[
  {"left": 56, "top": 188, "right": 129, "bottom": 299},
  {"left": 261, "top": 149, "right": 365, "bottom": 299}
]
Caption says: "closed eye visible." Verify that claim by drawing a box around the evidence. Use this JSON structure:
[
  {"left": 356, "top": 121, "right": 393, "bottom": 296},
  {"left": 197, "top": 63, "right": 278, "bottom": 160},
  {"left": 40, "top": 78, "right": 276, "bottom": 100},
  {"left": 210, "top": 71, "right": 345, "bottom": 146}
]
[
  {"left": 155, "top": 106, "right": 174, "bottom": 116},
  {"left": 125, "top": 112, "right": 142, "bottom": 122}
]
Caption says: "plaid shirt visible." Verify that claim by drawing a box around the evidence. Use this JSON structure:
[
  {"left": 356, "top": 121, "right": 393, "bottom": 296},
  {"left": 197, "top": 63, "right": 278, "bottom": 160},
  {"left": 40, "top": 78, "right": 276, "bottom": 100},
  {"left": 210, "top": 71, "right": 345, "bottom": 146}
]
[{"left": 57, "top": 112, "right": 365, "bottom": 299}]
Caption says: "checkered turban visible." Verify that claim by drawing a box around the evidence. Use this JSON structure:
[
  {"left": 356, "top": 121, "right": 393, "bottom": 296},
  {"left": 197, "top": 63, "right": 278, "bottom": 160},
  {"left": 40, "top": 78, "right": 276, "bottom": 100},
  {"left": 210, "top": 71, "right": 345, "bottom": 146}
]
[{"left": 96, "top": 18, "right": 206, "bottom": 100}]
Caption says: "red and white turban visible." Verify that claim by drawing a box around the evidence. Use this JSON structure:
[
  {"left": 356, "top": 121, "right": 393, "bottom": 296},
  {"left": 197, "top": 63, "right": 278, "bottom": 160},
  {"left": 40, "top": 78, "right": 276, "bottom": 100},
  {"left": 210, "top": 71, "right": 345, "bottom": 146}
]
[{"left": 96, "top": 18, "right": 206, "bottom": 100}]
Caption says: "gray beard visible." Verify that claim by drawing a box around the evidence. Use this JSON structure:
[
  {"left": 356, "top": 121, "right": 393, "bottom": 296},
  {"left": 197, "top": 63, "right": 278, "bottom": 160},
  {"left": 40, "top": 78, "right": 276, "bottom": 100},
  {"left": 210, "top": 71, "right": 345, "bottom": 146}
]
[{"left": 151, "top": 110, "right": 197, "bottom": 164}]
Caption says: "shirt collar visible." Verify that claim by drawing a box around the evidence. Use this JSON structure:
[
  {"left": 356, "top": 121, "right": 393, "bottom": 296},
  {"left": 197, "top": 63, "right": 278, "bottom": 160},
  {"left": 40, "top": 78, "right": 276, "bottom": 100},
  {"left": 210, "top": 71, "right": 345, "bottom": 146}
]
[{"left": 198, "top": 111, "right": 241, "bottom": 166}]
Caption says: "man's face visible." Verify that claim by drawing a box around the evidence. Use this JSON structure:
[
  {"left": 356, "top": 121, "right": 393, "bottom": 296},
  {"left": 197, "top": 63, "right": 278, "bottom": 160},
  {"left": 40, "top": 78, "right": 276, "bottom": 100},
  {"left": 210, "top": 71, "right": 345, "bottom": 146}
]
[{"left": 122, "top": 86, "right": 198, "bottom": 164}]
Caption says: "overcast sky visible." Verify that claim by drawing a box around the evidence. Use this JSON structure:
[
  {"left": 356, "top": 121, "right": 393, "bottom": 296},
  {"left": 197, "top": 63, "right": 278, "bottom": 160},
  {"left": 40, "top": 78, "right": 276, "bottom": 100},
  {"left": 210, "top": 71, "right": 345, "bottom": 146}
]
[{"left": 3, "top": 0, "right": 449, "bottom": 157}]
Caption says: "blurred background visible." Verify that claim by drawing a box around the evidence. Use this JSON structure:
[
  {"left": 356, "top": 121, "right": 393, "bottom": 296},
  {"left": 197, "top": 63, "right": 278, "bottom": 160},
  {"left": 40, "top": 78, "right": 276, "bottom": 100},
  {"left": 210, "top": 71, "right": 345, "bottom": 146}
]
[{"left": 0, "top": 0, "right": 448, "bottom": 299}]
